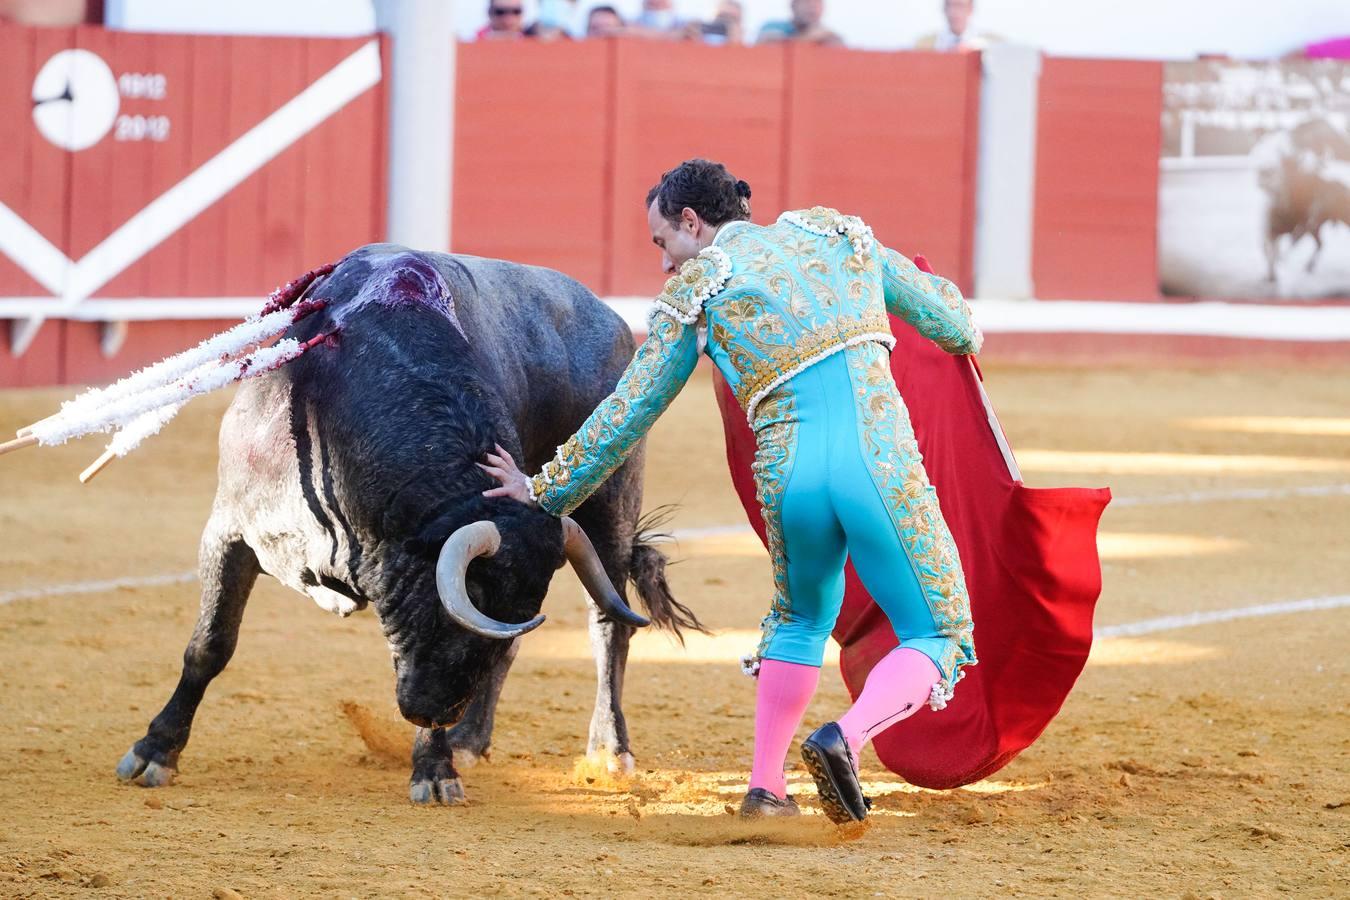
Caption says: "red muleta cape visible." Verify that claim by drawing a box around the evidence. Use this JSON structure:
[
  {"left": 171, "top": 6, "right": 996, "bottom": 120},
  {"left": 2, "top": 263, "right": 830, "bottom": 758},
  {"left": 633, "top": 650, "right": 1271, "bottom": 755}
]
[{"left": 714, "top": 316, "right": 1111, "bottom": 789}]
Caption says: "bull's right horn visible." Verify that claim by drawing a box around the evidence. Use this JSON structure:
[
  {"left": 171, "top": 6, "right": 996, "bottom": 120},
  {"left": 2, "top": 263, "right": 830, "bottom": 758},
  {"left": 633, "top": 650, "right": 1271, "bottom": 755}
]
[
  {"left": 435, "top": 520, "right": 546, "bottom": 640},
  {"left": 561, "top": 517, "right": 651, "bottom": 628}
]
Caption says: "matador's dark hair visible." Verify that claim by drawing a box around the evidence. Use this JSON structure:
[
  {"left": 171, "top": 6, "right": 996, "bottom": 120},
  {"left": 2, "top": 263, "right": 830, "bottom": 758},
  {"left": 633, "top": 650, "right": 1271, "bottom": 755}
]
[{"left": 645, "top": 159, "right": 752, "bottom": 227}]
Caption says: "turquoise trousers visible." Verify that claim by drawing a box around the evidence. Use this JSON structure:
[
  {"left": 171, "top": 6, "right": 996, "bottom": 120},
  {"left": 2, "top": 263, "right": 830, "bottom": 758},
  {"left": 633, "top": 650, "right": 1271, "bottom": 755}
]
[{"left": 749, "top": 342, "right": 976, "bottom": 697}]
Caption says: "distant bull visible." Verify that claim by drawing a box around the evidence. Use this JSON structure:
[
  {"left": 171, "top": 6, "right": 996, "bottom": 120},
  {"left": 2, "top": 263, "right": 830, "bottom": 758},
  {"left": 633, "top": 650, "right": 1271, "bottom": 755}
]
[
  {"left": 1253, "top": 119, "right": 1350, "bottom": 282},
  {"left": 115, "top": 245, "right": 703, "bottom": 804}
]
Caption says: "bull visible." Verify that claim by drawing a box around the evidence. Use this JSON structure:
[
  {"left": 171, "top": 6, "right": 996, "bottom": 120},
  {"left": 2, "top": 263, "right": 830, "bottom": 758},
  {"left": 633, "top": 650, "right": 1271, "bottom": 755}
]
[
  {"left": 115, "top": 245, "right": 702, "bottom": 804},
  {"left": 1254, "top": 119, "right": 1350, "bottom": 283}
]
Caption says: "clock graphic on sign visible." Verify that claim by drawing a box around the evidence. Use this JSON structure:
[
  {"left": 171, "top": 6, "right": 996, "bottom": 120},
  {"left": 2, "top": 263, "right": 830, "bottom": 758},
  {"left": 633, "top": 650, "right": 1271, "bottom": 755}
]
[{"left": 32, "top": 49, "right": 120, "bottom": 151}]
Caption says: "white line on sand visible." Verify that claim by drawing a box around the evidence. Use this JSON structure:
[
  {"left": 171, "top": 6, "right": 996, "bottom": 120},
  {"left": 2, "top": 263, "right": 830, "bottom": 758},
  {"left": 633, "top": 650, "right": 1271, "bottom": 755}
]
[
  {"left": 1096, "top": 595, "right": 1350, "bottom": 639},
  {"left": 2, "top": 567, "right": 1343, "bottom": 642},
  {"left": 0, "top": 572, "right": 196, "bottom": 607},
  {"left": 3, "top": 483, "right": 1346, "bottom": 631}
]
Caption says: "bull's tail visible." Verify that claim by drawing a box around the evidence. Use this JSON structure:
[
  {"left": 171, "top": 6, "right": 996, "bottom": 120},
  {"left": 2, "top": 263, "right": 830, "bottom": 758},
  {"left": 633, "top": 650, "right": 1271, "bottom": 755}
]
[{"left": 630, "top": 508, "right": 708, "bottom": 643}]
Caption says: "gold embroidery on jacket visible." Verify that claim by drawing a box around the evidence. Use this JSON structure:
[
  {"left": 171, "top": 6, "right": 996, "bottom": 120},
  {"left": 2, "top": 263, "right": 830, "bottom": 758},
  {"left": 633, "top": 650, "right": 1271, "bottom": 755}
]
[{"left": 731, "top": 310, "right": 894, "bottom": 413}]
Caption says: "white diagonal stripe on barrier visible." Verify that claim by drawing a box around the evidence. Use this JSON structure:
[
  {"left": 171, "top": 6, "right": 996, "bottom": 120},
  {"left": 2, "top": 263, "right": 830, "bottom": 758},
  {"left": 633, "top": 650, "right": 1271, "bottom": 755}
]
[
  {"left": 0, "top": 201, "right": 71, "bottom": 296},
  {"left": 58, "top": 40, "right": 383, "bottom": 310}
]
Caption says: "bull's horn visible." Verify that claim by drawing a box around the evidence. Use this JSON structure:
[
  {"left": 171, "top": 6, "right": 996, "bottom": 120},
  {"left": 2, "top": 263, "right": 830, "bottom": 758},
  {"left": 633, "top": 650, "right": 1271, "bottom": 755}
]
[
  {"left": 561, "top": 517, "right": 651, "bottom": 628},
  {"left": 435, "top": 521, "right": 546, "bottom": 640}
]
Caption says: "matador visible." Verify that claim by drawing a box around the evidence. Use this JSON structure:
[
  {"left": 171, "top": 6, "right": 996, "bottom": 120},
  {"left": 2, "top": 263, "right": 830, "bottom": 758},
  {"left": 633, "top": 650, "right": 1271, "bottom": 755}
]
[{"left": 482, "top": 159, "right": 982, "bottom": 824}]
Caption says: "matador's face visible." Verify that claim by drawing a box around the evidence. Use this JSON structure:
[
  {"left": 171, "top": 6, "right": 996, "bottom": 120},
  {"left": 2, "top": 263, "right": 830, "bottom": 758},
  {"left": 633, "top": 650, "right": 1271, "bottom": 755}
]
[{"left": 647, "top": 199, "right": 709, "bottom": 275}]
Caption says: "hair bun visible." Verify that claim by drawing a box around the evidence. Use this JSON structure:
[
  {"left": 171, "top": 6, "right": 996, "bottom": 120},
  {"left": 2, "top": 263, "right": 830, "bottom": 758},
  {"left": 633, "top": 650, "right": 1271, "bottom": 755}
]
[{"left": 734, "top": 179, "right": 752, "bottom": 199}]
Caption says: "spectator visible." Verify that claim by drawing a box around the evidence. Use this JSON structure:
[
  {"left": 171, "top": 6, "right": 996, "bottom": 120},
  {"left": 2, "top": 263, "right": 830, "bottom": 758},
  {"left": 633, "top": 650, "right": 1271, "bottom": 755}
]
[
  {"left": 757, "top": 0, "right": 843, "bottom": 47},
  {"left": 476, "top": 0, "right": 526, "bottom": 40},
  {"left": 684, "top": 0, "right": 744, "bottom": 46},
  {"left": 526, "top": 0, "right": 578, "bottom": 40},
  {"left": 587, "top": 5, "right": 626, "bottom": 39},
  {"left": 0, "top": 0, "right": 91, "bottom": 24},
  {"left": 915, "top": 0, "right": 1002, "bottom": 52},
  {"left": 629, "top": 0, "right": 683, "bottom": 39}
]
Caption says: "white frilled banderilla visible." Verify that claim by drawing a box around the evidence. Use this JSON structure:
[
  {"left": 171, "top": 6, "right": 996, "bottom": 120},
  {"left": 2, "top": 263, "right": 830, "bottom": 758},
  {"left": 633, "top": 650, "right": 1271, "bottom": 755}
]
[{"left": 0, "top": 264, "right": 338, "bottom": 481}]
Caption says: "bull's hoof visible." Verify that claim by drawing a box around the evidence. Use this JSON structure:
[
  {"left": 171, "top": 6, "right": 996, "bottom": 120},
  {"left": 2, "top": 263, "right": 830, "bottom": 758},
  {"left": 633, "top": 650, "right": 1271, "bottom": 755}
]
[
  {"left": 116, "top": 748, "right": 177, "bottom": 787},
  {"left": 409, "top": 776, "right": 466, "bottom": 806},
  {"left": 588, "top": 749, "right": 636, "bottom": 775}
]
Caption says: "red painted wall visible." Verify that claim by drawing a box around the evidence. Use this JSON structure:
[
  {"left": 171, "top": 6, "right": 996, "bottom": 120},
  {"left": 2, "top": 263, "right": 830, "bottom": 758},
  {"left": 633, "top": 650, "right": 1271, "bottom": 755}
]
[
  {"left": 1032, "top": 57, "right": 1164, "bottom": 301},
  {"left": 452, "top": 40, "right": 612, "bottom": 290},
  {"left": 449, "top": 39, "right": 982, "bottom": 298},
  {"left": 0, "top": 25, "right": 386, "bottom": 386},
  {"left": 784, "top": 46, "right": 980, "bottom": 294},
  {"left": 2, "top": 33, "right": 1191, "bottom": 389}
]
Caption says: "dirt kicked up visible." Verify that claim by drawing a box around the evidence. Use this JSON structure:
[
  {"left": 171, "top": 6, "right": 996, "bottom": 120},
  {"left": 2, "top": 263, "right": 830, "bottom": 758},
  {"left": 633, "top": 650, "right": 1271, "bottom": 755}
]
[{"left": 0, "top": 362, "right": 1346, "bottom": 897}]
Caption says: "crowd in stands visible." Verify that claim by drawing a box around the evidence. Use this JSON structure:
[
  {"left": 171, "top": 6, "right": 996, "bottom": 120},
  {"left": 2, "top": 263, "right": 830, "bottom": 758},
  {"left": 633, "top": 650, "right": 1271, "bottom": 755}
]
[{"left": 474, "top": 0, "right": 998, "bottom": 51}]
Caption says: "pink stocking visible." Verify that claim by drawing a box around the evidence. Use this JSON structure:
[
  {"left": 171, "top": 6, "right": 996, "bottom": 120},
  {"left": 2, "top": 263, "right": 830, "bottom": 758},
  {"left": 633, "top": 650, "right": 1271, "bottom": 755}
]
[
  {"left": 748, "top": 659, "right": 821, "bottom": 798},
  {"left": 837, "top": 647, "right": 940, "bottom": 760}
]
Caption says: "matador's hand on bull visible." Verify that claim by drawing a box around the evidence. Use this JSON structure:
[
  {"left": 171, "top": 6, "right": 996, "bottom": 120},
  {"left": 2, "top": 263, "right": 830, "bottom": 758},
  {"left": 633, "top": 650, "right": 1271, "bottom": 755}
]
[{"left": 480, "top": 444, "right": 537, "bottom": 507}]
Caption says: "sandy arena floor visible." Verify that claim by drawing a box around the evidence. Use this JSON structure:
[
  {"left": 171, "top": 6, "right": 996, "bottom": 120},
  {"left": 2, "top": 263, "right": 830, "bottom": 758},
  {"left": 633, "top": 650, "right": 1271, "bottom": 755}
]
[{"left": 0, "top": 361, "right": 1347, "bottom": 898}]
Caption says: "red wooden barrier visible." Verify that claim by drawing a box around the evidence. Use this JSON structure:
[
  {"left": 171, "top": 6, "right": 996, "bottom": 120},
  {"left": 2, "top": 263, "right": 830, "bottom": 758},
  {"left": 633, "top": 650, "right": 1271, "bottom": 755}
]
[
  {"left": 451, "top": 40, "right": 612, "bottom": 291},
  {"left": 6, "top": 36, "right": 1199, "bottom": 388},
  {"left": 0, "top": 322, "right": 64, "bottom": 388},
  {"left": 1033, "top": 57, "right": 1163, "bottom": 301},
  {"left": 0, "top": 25, "right": 74, "bottom": 300},
  {"left": 64, "top": 320, "right": 237, "bottom": 385},
  {"left": 785, "top": 47, "right": 981, "bottom": 296},
  {"left": 450, "top": 41, "right": 981, "bottom": 299},
  {"left": 0, "top": 26, "right": 387, "bottom": 386},
  {"left": 608, "top": 40, "right": 788, "bottom": 297}
]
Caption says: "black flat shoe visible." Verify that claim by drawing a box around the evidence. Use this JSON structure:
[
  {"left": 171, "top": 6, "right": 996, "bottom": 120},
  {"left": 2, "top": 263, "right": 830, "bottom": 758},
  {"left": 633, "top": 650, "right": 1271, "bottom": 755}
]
[
  {"left": 801, "top": 722, "right": 868, "bottom": 824},
  {"left": 738, "top": 787, "right": 800, "bottom": 818}
]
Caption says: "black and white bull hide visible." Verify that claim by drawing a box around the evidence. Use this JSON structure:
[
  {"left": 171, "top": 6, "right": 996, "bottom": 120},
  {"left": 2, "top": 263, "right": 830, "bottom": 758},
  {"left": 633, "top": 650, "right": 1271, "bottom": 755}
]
[
  {"left": 116, "top": 245, "right": 703, "bottom": 805},
  {"left": 1253, "top": 119, "right": 1350, "bottom": 282}
]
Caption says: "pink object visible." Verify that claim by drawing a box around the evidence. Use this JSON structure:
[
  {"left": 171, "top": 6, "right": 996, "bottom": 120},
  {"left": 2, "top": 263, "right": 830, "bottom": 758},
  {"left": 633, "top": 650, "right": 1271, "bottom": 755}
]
[
  {"left": 748, "top": 659, "right": 821, "bottom": 798},
  {"left": 1305, "top": 37, "right": 1350, "bottom": 59},
  {"left": 837, "top": 648, "right": 940, "bottom": 759}
]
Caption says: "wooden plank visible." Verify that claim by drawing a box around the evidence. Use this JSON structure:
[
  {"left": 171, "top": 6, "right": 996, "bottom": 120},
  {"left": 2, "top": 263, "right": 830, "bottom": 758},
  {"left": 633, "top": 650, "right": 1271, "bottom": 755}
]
[
  {"left": 300, "top": 37, "right": 380, "bottom": 269},
  {"left": 132, "top": 31, "right": 196, "bottom": 298},
  {"left": 63, "top": 319, "right": 235, "bottom": 386},
  {"left": 257, "top": 37, "right": 307, "bottom": 291},
  {"left": 2, "top": 27, "right": 78, "bottom": 302},
  {"left": 452, "top": 40, "right": 612, "bottom": 291},
  {"left": 608, "top": 39, "right": 787, "bottom": 297},
  {"left": 75, "top": 27, "right": 150, "bottom": 299},
  {"left": 0, "top": 320, "right": 64, "bottom": 388},
  {"left": 219, "top": 36, "right": 273, "bottom": 298},
  {"left": 182, "top": 35, "right": 232, "bottom": 298},
  {"left": 785, "top": 47, "right": 980, "bottom": 295},
  {"left": 0, "top": 24, "right": 43, "bottom": 296},
  {"left": 1032, "top": 57, "right": 1164, "bottom": 301}
]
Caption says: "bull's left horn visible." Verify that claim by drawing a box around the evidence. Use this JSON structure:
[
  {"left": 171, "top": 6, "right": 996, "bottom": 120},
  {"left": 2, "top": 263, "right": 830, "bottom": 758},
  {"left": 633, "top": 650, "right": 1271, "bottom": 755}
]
[
  {"left": 436, "top": 520, "right": 546, "bottom": 640},
  {"left": 561, "top": 517, "right": 651, "bottom": 629}
]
